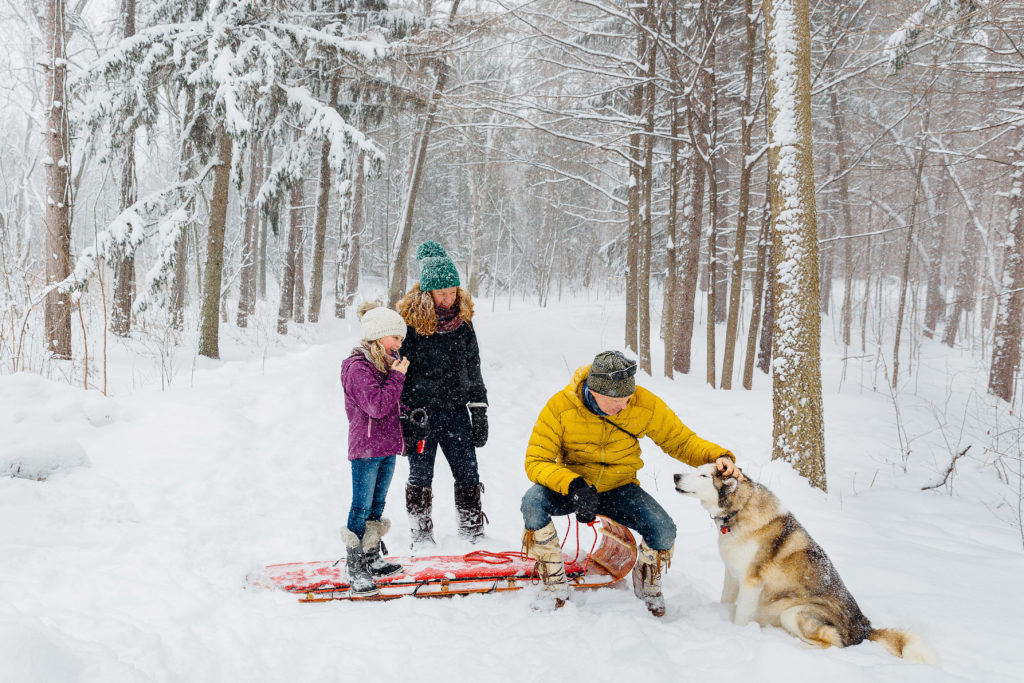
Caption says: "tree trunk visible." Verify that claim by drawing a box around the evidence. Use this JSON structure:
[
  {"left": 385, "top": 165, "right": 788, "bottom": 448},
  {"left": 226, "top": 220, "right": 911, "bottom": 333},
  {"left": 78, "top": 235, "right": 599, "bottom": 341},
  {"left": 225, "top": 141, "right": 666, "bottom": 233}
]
[
  {"left": 721, "top": 0, "right": 756, "bottom": 390},
  {"left": 198, "top": 129, "right": 233, "bottom": 359},
  {"left": 743, "top": 192, "right": 771, "bottom": 389},
  {"left": 764, "top": 0, "right": 826, "bottom": 490},
  {"left": 893, "top": 115, "right": 929, "bottom": 391},
  {"left": 308, "top": 78, "right": 340, "bottom": 324},
  {"left": 387, "top": 0, "right": 461, "bottom": 307},
  {"left": 237, "top": 142, "right": 262, "bottom": 328},
  {"left": 637, "top": 0, "right": 656, "bottom": 374},
  {"left": 111, "top": 0, "right": 137, "bottom": 338},
  {"left": 662, "top": 0, "right": 680, "bottom": 380},
  {"left": 988, "top": 115, "right": 1024, "bottom": 402},
  {"left": 278, "top": 180, "right": 304, "bottom": 334},
  {"left": 259, "top": 145, "right": 273, "bottom": 301},
  {"left": 43, "top": 0, "right": 72, "bottom": 359}
]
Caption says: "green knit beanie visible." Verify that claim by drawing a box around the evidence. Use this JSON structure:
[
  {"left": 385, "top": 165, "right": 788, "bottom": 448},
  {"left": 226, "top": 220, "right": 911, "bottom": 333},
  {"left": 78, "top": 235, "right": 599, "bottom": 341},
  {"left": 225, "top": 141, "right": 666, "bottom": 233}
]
[{"left": 416, "top": 241, "right": 461, "bottom": 292}]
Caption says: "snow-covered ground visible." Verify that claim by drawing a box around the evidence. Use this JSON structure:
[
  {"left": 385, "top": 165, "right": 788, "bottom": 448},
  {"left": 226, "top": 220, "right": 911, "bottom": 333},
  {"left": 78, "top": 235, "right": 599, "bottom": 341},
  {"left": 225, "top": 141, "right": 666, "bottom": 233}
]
[{"left": 2, "top": 293, "right": 1023, "bottom": 682}]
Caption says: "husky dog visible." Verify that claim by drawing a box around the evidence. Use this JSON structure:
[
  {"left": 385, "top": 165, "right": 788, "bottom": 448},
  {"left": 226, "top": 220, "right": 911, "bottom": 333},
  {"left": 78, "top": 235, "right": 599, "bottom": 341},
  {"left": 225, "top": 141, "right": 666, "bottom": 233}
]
[{"left": 674, "top": 464, "right": 933, "bottom": 663}]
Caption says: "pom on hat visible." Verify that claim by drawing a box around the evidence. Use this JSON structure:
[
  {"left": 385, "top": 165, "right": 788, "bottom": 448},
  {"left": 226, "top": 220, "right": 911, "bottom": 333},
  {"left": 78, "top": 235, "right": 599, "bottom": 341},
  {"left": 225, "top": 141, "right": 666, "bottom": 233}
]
[{"left": 415, "top": 240, "right": 461, "bottom": 292}]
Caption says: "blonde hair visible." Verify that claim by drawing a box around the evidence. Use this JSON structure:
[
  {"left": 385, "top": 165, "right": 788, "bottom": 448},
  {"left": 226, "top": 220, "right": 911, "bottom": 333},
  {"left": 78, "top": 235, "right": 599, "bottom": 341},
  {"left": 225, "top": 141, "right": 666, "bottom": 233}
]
[
  {"left": 397, "top": 284, "right": 475, "bottom": 336},
  {"left": 357, "top": 301, "right": 395, "bottom": 373}
]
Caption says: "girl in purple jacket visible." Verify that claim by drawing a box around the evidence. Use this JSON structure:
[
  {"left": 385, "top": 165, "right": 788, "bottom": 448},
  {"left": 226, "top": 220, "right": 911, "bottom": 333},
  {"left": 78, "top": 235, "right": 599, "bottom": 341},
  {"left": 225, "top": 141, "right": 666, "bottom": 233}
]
[{"left": 339, "top": 303, "right": 410, "bottom": 597}]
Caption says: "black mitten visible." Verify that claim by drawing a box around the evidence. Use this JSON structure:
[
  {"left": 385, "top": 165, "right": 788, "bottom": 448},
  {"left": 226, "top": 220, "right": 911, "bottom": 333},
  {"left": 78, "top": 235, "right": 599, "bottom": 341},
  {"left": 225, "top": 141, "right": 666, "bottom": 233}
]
[
  {"left": 469, "top": 405, "right": 488, "bottom": 448},
  {"left": 400, "top": 408, "right": 429, "bottom": 456},
  {"left": 567, "top": 477, "right": 599, "bottom": 524}
]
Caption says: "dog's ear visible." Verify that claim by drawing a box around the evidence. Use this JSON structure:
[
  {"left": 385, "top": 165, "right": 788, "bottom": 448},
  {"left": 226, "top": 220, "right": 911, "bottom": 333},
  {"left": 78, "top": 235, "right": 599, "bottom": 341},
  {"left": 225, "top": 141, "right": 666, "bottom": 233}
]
[{"left": 721, "top": 476, "right": 739, "bottom": 495}]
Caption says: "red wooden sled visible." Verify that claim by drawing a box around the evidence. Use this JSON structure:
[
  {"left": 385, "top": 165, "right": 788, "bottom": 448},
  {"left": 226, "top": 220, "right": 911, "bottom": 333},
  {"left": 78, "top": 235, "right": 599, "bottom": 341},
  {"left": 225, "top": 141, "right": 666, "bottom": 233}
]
[{"left": 249, "top": 516, "right": 638, "bottom": 602}]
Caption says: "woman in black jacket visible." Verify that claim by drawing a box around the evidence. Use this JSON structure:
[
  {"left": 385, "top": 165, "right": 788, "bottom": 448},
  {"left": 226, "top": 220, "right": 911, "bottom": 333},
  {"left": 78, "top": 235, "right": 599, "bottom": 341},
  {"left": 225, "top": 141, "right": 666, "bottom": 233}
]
[{"left": 397, "top": 241, "right": 488, "bottom": 545}]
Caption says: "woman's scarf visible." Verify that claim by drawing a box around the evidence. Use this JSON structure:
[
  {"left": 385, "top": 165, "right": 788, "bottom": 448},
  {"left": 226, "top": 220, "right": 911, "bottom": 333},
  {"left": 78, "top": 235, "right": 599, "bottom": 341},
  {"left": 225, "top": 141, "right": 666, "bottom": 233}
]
[{"left": 435, "top": 302, "right": 463, "bottom": 333}]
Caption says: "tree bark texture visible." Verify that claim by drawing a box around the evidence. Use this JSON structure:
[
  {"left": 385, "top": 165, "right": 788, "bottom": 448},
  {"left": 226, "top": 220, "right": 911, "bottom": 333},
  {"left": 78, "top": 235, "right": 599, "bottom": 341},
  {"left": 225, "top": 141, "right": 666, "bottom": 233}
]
[
  {"left": 198, "top": 129, "right": 233, "bottom": 358},
  {"left": 43, "top": 0, "right": 73, "bottom": 359},
  {"left": 764, "top": 0, "right": 826, "bottom": 491}
]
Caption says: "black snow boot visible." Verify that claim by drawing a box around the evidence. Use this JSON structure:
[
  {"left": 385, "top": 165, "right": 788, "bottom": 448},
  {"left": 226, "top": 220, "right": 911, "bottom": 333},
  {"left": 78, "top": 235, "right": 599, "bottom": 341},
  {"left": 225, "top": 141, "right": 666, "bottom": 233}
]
[
  {"left": 406, "top": 484, "right": 435, "bottom": 547},
  {"left": 454, "top": 483, "right": 487, "bottom": 542},
  {"left": 363, "top": 519, "right": 403, "bottom": 579},
  {"left": 341, "top": 528, "right": 379, "bottom": 598}
]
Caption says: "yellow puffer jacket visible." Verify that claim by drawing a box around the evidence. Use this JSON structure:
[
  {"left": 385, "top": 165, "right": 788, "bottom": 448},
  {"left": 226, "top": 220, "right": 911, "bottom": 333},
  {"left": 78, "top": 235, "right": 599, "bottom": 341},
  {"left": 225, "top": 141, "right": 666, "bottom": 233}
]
[{"left": 525, "top": 365, "right": 734, "bottom": 494}]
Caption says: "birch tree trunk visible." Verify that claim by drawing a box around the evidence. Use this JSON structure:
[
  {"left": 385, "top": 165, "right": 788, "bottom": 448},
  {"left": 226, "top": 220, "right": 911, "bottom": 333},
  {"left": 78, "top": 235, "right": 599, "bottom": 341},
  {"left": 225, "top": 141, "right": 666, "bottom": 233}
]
[
  {"left": 198, "top": 129, "right": 233, "bottom": 359},
  {"left": 988, "top": 112, "right": 1024, "bottom": 402},
  {"left": 43, "top": 0, "right": 72, "bottom": 359},
  {"left": 111, "top": 0, "right": 136, "bottom": 338},
  {"left": 764, "top": 0, "right": 826, "bottom": 490},
  {"left": 637, "top": 0, "right": 656, "bottom": 374}
]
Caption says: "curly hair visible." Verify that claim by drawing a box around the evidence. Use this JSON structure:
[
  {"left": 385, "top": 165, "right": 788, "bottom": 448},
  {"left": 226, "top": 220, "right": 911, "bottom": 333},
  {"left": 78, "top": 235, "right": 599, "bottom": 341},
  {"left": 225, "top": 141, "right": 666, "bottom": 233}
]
[{"left": 397, "top": 284, "right": 475, "bottom": 336}]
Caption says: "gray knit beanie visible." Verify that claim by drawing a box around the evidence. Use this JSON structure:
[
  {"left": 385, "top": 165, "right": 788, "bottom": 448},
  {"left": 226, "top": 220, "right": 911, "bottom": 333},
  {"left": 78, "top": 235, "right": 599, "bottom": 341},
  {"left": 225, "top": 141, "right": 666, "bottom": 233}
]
[
  {"left": 359, "top": 307, "right": 407, "bottom": 342},
  {"left": 587, "top": 350, "right": 637, "bottom": 397}
]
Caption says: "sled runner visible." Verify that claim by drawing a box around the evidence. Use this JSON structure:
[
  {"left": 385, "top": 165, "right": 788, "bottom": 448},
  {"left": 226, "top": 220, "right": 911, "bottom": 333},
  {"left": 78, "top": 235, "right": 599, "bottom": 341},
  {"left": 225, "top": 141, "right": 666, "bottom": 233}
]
[{"left": 249, "top": 516, "right": 637, "bottom": 602}]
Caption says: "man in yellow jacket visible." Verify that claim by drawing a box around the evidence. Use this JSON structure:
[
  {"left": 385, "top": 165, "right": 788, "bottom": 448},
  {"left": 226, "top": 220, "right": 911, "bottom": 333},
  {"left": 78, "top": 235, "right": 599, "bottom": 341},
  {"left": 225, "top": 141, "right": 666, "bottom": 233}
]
[{"left": 521, "top": 350, "right": 741, "bottom": 615}]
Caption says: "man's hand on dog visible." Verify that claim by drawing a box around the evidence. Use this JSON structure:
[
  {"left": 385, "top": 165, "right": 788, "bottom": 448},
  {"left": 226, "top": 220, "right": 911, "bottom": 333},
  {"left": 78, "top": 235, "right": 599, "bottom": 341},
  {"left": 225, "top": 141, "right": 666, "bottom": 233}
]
[{"left": 715, "top": 456, "right": 745, "bottom": 481}]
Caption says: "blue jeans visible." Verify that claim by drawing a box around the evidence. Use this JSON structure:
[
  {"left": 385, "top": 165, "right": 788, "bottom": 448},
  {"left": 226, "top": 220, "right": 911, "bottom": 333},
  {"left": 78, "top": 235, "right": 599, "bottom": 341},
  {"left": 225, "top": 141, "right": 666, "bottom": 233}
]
[
  {"left": 347, "top": 455, "right": 397, "bottom": 538},
  {"left": 408, "top": 406, "right": 479, "bottom": 487},
  {"left": 520, "top": 482, "right": 677, "bottom": 550}
]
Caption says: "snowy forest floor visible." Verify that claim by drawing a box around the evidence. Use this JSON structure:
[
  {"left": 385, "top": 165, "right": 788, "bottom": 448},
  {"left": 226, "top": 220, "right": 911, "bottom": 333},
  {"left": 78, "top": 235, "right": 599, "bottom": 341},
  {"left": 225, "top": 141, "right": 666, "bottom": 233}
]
[{"left": 2, "top": 290, "right": 1023, "bottom": 682}]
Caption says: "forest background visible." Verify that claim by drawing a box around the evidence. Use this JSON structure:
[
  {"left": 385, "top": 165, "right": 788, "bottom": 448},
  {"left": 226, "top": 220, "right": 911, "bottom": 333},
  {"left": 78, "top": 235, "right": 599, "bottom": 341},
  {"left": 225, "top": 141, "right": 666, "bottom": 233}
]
[{"left": 3, "top": 2, "right": 1024, "bottom": 519}]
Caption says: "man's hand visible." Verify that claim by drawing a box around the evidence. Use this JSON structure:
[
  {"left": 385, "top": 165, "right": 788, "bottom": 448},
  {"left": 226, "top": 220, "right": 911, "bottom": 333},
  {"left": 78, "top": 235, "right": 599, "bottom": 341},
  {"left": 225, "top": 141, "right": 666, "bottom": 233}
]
[
  {"left": 715, "top": 456, "right": 745, "bottom": 481},
  {"left": 567, "top": 477, "right": 599, "bottom": 524}
]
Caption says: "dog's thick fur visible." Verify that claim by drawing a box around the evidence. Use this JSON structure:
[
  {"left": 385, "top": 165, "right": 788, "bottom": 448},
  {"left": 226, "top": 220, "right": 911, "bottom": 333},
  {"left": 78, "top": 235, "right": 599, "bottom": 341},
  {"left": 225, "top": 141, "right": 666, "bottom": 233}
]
[{"left": 675, "top": 464, "right": 933, "bottom": 663}]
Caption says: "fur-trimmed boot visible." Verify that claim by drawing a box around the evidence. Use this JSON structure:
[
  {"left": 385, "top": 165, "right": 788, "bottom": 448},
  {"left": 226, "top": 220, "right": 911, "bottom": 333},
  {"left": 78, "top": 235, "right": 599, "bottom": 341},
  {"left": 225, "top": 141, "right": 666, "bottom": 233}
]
[
  {"left": 363, "top": 519, "right": 403, "bottom": 579},
  {"left": 406, "top": 484, "right": 435, "bottom": 547},
  {"left": 341, "top": 528, "right": 379, "bottom": 598},
  {"left": 454, "top": 483, "right": 487, "bottom": 542},
  {"left": 522, "top": 521, "right": 569, "bottom": 609},
  {"left": 632, "top": 541, "right": 674, "bottom": 617}
]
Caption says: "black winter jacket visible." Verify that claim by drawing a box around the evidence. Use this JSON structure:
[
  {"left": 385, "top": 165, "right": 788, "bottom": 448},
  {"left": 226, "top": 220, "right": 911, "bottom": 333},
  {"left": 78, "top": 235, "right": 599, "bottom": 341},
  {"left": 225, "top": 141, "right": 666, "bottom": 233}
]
[{"left": 401, "top": 322, "right": 487, "bottom": 411}]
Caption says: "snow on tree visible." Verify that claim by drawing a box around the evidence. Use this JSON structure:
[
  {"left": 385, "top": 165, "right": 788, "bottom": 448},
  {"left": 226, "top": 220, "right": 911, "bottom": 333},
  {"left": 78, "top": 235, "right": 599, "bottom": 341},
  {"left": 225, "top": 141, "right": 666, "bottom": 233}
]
[
  {"left": 63, "top": 0, "right": 407, "bottom": 355},
  {"left": 763, "top": 0, "right": 826, "bottom": 490}
]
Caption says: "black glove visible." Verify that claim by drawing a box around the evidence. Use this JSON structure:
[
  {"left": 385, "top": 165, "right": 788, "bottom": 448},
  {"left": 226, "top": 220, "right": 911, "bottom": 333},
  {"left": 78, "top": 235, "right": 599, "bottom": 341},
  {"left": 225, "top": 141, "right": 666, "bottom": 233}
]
[
  {"left": 567, "top": 477, "right": 599, "bottom": 524},
  {"left": 400, "top": 408, "right": 429, "bottom": 456},
  {"left": 468, "top": 405, "right": 488, "bottom": 449}
]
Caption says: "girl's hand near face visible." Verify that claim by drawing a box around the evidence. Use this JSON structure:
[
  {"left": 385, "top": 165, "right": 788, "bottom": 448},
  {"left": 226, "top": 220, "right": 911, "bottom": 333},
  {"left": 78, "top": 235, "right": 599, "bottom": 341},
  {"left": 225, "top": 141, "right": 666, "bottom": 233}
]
[{"left": 391, "top": 356, "right": 410, "bottom": 375}]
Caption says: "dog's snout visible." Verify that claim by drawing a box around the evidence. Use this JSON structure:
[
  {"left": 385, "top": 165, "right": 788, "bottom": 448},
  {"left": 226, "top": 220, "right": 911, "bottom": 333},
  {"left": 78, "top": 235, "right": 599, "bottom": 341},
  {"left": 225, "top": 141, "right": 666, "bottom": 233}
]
[{"left": 673, "top": 473, "right": 682, "bottom": 484}]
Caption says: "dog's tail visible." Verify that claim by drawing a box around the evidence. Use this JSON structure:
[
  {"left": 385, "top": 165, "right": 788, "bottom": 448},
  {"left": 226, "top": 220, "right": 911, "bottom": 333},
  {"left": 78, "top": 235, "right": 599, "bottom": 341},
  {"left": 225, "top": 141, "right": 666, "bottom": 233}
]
[{"left": 868, "top": 628, "right": 936, "bottom": 664}]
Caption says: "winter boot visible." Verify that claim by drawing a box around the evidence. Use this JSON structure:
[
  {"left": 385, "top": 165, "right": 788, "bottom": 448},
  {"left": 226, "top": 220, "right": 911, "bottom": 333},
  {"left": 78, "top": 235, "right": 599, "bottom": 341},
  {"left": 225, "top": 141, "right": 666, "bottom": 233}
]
[
  {"left": 363, "top": 518, "right": 403, "bottom": 579},
  {"left": 406, "top": 484, "right": 435, "bottom": 547},
  {"left": 454, "top": 483, "right": 487, "bottom": 542},
  {"left": 522, "top": 521, "right": 569, "bottom": 609},
  {"left": 341, "top": 528, "right": 379, "bottom": 598},
  {"left": 632, "top": 540, "right": 674, "bottom": 617}
]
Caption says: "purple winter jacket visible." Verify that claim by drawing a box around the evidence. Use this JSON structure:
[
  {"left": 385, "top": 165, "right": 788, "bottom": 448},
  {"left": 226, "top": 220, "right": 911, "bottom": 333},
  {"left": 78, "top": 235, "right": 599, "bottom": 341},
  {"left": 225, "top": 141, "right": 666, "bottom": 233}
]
[{"left": 340, "top": 348, "right": 406, "bottom": 460}]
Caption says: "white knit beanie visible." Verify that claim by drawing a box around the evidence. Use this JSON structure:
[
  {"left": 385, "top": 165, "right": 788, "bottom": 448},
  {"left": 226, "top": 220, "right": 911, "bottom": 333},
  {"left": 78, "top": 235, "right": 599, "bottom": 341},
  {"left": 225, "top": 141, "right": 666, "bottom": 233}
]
[{"left": 359, "top": 307, "right": 407, "bottom": 341}]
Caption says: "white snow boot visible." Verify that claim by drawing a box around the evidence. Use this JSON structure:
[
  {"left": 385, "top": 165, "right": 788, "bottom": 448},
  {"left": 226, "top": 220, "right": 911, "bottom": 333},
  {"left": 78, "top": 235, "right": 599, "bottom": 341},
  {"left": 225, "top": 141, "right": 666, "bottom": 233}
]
[
  {"left": 632, "top": 541, "right": 673, "bottom": 617},
  {"left": 523, "top": 521, "right": 569, "bottom": 609}
]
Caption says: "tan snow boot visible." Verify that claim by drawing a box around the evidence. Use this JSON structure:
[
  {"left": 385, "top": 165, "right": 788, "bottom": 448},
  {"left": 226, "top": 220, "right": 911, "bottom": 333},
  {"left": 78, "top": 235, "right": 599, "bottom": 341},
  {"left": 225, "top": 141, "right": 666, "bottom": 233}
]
[
  {"left": 632, "top": 541, "right": 673, "bottom": 617},
  {"left": 523, "top": 522, "right": 569, "bottom": 609}
]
